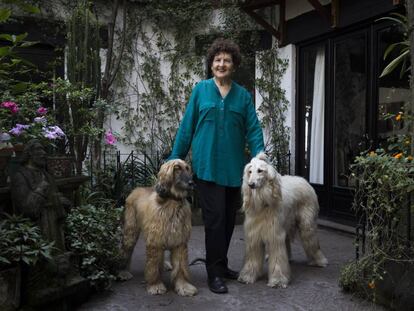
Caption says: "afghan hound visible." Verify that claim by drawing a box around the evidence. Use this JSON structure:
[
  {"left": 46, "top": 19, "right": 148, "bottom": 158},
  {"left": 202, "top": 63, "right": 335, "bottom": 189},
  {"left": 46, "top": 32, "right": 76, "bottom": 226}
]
[
  {"left": 238, "top": 153, "right": 328, "bottom": 288},
  {"left": 118, "top": 159, "right": 197, "bottom": 296}
]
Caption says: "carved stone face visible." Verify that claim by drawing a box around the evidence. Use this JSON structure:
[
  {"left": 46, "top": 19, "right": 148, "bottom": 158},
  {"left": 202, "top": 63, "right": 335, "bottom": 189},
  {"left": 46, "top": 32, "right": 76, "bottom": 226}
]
[{"left": 30, "top": 142, "right": 47, "bottom": 168}]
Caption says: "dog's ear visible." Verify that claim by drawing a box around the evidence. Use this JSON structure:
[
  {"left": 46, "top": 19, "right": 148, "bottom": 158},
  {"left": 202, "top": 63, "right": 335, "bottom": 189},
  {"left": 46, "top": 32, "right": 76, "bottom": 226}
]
[
  {"left": 156, "top": 160, "right": 175, "bottom": 193},
  {"left": 243, "top": 163, "right": 252, "bottom": 177},
  {"left": 256, "top": 152, "right": 270, "bottom": 163},
  {"left": 267, "top": 165, "right": 282, "bottom": 201},
  {"left": 267, "top": 164, "right": 278, "bottom": 181}
]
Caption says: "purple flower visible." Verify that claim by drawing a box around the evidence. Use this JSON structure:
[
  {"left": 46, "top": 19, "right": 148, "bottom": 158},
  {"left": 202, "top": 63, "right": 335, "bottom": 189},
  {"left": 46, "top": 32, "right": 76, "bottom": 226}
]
[
  {"left": 42, "top": 125, "right": 65, "bottom": 140},
  {"left": 9, "top": 124, "right": 30, "bottom": 136},
  {"left": 105, "top": 130, "right": 116, "bottom": 145},
  {"left": 43, "top": 130, "right": 57, "bottom": 139},
  {"left": 34, "top": 116, "right": 47, "bottom": 124},
  {"left": 48, "top": 125, "right": 65, "bottom": 137},
  {"left": 37, "top": 107, "right": 48, "bottom": 115},
  {"left": 1, "top": 101, "right": 19, "bottom": 114}
]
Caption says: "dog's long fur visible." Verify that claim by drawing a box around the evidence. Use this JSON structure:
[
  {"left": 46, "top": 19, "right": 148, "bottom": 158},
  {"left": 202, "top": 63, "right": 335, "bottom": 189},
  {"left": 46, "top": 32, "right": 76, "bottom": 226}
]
[
  {"left": 118, "top": 159, "right": 197, "bottom": 296},
  {"left": 238, "top": 153, "right": 328, "bottom": 288}
]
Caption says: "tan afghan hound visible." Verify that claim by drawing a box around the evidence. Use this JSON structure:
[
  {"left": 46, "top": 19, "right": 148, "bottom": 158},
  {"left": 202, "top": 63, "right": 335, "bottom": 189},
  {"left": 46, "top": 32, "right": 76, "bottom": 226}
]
[
  {"left": 118, "top": 159, "right": 197, "bottom": 296},
  {"left": 238, "top": 153, "right": 328, "bottom": 288}
]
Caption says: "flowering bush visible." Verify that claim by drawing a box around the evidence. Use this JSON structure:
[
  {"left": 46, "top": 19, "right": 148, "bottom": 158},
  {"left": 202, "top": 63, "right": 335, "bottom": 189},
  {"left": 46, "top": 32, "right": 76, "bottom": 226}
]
[
  {"left": 104, "top": 130, "right": 117, "bottom": 145},
  {"left": 340, "top": 109, "right": 414, "bottom": 302},
  {"left": 0, "top": 97, "right": 65, "bottom": 149}
]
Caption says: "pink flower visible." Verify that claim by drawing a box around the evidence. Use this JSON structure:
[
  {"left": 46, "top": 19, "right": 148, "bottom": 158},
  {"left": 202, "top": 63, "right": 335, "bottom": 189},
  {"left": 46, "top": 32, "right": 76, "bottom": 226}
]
[
  {"left": 1, "top": 101, "right": 19, "bottom": 114},
  {"left": 105, "top": 130, "right": 116, "bottom": 145},
  {"left": 37, "top": 107, "right": 48, "bottom": 115}
]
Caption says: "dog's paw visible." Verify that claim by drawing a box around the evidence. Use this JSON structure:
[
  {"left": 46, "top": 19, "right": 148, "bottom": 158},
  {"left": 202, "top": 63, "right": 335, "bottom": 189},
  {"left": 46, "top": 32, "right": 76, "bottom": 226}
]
[
  {"left": 117, "top": 270, "right": 133, "bottom": 281},
  {"left": 309, "top": 252, "right": 328, "bottom": 267},
  {"left": 238, "top": 272, "right": 257, "bottom": 284},
  {"left": 308, "top": 257, "right": 328, "bottom": 267},
  {"left": 267, "top": 276, "right": 289, "bottom": 288},
  {"left": 147, "top": 282, "right": 167, "bottom": 295},
  {"left": 175, "top": 281, "right": 198, "bottom": 296}
]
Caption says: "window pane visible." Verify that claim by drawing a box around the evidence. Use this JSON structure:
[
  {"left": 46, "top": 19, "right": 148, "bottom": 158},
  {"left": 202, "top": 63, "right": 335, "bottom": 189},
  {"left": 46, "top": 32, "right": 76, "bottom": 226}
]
[
  {"left": 334, "top": 34, "right": 367, "bottom": 188},
  {"left": 303, "top": 44, "right": 325, "bottom": 184},
  {"left": 377, "top": 26, "right": 410, "bottom": 141}
]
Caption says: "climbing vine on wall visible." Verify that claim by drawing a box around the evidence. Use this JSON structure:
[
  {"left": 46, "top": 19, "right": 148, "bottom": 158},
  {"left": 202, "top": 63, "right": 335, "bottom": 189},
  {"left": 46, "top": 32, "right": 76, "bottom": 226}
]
[
  {"left": 256, "top": 47, "right": 290, "bottom": 174},
  {"left": 114, "top": 1, "right": 290, "bottom": 171},
  {"left": 113, "top": 0, "right": 213, "bottom": 157}
]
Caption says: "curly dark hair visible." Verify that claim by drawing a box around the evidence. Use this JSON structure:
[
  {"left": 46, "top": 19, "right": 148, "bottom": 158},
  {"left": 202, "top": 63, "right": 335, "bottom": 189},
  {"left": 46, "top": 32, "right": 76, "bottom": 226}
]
[{"left": 207, "top": 38, "right": 241, "bottom": 69}]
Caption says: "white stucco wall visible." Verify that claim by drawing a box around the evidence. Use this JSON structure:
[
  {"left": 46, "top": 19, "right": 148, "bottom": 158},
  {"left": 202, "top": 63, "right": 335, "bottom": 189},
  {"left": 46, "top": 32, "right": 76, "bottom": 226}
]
[{"left": 279, "top": 44, "right": 296, "bottom": 174}]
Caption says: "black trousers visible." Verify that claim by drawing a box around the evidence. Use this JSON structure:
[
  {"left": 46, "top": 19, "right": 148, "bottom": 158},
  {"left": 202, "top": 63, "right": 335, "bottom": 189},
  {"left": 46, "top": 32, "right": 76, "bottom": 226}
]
[{"left": 195, "top": 177, "right": 241, "bottom": 279}]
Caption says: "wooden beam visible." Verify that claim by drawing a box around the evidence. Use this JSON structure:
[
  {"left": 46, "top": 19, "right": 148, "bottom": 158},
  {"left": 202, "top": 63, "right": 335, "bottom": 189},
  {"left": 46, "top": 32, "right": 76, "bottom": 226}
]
[
  {"left": 244, "top": 8, "right": 281, "bottom": 40},
  {"left": 239, "top": 0, "right": 285, "bottom": 43},
  {"left": 307, "top": 0, "right": 331, "bottom": 26},
  {"left": 241, "top": 0, "right": 280, "bottom": 11},
  {"left": 331, "top": 0, "right": 339, "bottom": 28},
  {"left": 279, "top": 0, "right": 285, "bottom": 44}
]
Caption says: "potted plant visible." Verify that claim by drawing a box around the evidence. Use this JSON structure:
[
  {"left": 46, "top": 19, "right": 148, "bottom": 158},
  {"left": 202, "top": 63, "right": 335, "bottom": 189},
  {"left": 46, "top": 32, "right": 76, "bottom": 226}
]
[{"left": 0, "top": 214, "right": 54, "bottom": 311}]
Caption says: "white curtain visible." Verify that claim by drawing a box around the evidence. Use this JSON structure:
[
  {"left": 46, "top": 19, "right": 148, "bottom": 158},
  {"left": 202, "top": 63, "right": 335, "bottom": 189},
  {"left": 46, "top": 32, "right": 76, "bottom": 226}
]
[{"left": 309, "top": 48, "right": 325, "bottom": 184}]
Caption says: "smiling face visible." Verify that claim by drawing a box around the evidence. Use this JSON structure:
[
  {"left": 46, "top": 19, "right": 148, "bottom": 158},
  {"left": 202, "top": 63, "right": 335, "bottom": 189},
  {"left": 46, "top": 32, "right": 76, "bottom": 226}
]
[{"left": 211, "top": 52, "right": 234, "bottom": 81}]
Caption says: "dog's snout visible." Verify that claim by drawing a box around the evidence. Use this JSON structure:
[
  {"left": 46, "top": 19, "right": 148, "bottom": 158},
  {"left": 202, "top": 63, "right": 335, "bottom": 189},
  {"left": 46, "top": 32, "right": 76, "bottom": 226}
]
[{"left": 248, "top": 182, "right": 256, "bottom": 189}]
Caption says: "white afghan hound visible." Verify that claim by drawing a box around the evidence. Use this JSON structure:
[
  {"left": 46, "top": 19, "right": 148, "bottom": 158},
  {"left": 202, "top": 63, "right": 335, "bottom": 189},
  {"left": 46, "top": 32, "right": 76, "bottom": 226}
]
[{"left": 238, "top": 153, "right": 328, "bottom": 288}]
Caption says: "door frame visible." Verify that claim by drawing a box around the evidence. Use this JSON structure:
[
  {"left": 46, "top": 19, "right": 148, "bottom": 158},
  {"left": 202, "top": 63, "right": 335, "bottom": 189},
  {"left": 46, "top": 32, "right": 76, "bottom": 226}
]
[{"left": 295, "top": 18, "right": 397, "bottom": 225}]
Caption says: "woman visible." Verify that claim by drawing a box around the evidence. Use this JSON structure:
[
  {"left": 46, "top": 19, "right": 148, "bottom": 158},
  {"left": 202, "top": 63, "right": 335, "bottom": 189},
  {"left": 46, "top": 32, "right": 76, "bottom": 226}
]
[{"left": 169, "top": 38, "right": 264, "bottom": 294}]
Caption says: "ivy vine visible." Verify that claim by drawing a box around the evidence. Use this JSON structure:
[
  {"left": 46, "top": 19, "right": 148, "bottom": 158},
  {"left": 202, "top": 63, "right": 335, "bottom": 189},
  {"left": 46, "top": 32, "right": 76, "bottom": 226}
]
[{"left": 113, "top": 1, "right": 290, "bottom": 172}]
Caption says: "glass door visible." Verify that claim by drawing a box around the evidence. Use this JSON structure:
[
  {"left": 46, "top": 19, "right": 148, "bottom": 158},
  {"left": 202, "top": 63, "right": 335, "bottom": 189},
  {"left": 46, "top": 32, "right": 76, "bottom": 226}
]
[{"left": 333, "top": 32, "right": 368, "bottom": 189}]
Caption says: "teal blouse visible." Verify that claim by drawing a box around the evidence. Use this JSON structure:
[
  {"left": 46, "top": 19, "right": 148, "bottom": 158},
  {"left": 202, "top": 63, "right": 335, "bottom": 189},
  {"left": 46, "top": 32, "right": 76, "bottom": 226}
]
[{"left": 169, "top": 78, "right": 264, "bottom": 187}]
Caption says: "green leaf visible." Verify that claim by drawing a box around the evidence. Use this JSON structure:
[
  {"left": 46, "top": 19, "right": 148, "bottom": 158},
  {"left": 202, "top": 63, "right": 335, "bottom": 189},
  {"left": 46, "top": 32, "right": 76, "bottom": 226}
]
[
  {"left": 20, "top": 41, "right": 38, "bottom": 48},
  {"left": 380, "top": 49, "right": 410, "bottom": 78},
  {"left": 0, "top": 8, "right": 11, "bottom": 23},
  {"left": 14, "top": 32, "right": 28, "bottom": 43},
  {"left": 0, "top": 33, "right": 13, "bottom": 42},
  {"left": 21, "top": 4, "right": 40, "bottom": 14},
  {"left": 12, "top": 82, "right": 29, "bottom": 93},
  {"left": 0, "top": 46, "right": 11, "bottom": 57},
  {"left": 383, "top": 42, "right": 400, "bottom": 60}
]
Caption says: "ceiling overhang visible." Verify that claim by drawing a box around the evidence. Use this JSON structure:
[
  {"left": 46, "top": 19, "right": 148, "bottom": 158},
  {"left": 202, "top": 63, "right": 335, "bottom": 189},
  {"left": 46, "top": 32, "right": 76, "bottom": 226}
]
[
  {"left": 239, "top": 0, "right": 340, "bottom": 44},
  {"left": 239, "top": 0, "right": 284, "bottom": 43}
]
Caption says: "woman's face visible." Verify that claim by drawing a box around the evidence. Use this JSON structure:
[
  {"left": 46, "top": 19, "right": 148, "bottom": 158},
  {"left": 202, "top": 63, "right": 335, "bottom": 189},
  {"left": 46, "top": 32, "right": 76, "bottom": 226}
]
[{"left": 211, "top": 52, "right": 234, "bottom": 80}]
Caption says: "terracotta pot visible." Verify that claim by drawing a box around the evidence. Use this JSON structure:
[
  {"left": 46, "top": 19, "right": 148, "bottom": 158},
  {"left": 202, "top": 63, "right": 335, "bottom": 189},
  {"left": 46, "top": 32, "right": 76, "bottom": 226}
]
[{"left": 0, "top": 266, "right": 21, "bottom": 311}]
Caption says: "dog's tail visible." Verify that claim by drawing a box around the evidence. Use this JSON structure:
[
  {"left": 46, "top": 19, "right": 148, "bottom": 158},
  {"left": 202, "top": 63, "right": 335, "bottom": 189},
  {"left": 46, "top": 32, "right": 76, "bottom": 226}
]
[{"left": 119, "top": 197, "right": 140, "bottom": 270}]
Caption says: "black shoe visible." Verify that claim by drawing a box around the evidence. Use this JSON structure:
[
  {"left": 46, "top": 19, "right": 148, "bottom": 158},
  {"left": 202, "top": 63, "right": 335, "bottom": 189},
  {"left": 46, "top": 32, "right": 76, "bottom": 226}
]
[
  {"left": 208, "top": 276, "right": 228, "bottom": 294},
  {"left": 223, "top": 268, "right": 239, "bottom": 280}
]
